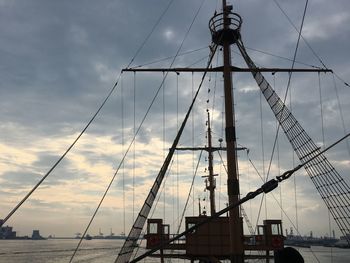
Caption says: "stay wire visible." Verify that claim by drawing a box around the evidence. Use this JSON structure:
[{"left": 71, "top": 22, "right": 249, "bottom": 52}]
[
  {"left": 176, "top": 73, "right": 179, "bottom": 228},
  {"left": 163, "top": 71, "right": 166, "bottom": 222},
  {"left": 131, "top": 46, "right": 208, "bottom": 69},
  {"left": 127, "top": 0, "right": 175, "bottom": 68},
  {"left": 192, "top": 72, "right": 195, "bottom": 215},
  {"left": 245, "top": 46, "right": 320, "bottom": 69},
  {"left": 0, "top": 72, "right": 122, "bottom": 228},
  {"left": 176, "top": 150, "right": 204, "bottom": 234},
  {"left": 271, "top": 0, "right": 349, "bottom": 88},
  {"left": 319, "top": 72, "right": 334, "bottom": 263},
  {"left": 332, "top": 74, "right": 350, "bottom": 156},
  {"left": 259, "top": 84, "right": 267, "bottom": 219},
  {"left": 133, "top": 72, "right": 136, "bottom": 223},
  {"left": 121, "top": 74, "right": 125, "bottom": 236}
]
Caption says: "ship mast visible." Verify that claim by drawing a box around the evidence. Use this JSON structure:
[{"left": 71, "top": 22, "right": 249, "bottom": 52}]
[
  {"left": 219, "top": 1, "right": 243, "bottom": 262},
  {"left": 206, "top": 110, "right": 216, "bottom": 215}
]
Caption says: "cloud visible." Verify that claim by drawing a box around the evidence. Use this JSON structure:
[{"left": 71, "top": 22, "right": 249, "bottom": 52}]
[{"left": 0, "top": 0, "right": 349, "bottom": 239}]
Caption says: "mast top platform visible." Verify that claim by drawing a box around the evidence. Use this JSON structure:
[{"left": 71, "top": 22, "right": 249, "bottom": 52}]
[{"left": 209, "top": 5, "right": 242, "bottom": 46}]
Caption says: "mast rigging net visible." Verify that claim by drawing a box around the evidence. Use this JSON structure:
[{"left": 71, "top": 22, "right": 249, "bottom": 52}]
[{"left": 236, "top": 38, "right": 350, "bottom": 245}]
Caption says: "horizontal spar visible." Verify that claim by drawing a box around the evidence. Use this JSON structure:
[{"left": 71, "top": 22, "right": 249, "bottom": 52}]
[
  {"left": 122, "top": 66, "right": 332, "bottom": 73},
  {"left": 174, "top": 146, "right": 247, "bottom": 152}
]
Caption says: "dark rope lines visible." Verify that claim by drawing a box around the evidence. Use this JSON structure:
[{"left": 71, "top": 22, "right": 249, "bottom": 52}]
[{"left": 271, "top": 0, "right": 349, "bottom": 88}]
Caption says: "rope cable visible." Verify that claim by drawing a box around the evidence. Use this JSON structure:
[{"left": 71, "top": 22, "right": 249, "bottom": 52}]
[
  {"left": 121, "top": 73, "right": 126, "bottom": 236},
  {"left": 245, "top": 46, "right": 321, "bottom": 69},
  {"left": 274, "top": 74, "right": 283, "bottom": 221},
  {"left": 271, "top": 0, "right": 350, "bottom": 88},
  {"left": 211, "top": 48, "right": 220, "bottom": 123},
  {"left": 192, "top": 72, "right": 195, "bottom": 215},
  {"left": 130, "top": 46, "right": 208, "bottom": 69},
  {"left": 332, "top": 74, "right": 350, "bottom": 156},
  {"left": 176, "top": 73, "right": 179, "bottom": 230},
  {"left": 259, "top": 86, "right": 267, "bottom": 220},
  {"left": 318, "top": 73, "right": 326, "bottom": 149},
  {"left": 176, "top": 150, "right": 203, "bottom": 234},
  {"left": 186, "top": 55, "right": 210, "bottom": 68},
  {"left": 127, "top": 0, "right": 175, "bottom": 68},
  {"left": 163, "top": 71, "right": 166, "bottom": 222},
  {"left": 318, "top": 72, "right": 334, "bottom": 262},
  {"left": 0, "top": 73, "right": 122, "bottom": 227},
  {"left": 133, "top": 72, "right": 136, "bottom": 223}
]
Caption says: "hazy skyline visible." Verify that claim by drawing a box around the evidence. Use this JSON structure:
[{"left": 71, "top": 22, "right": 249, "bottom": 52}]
[{"left": 1, "top": 0, "right": 350, "bottom": 239}]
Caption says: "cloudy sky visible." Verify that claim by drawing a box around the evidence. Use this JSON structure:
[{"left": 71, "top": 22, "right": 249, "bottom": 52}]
[{"left": 1, "top": 0, "right": 350, "bottom": 240}]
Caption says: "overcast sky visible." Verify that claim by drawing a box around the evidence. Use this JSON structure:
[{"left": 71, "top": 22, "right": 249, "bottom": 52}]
[{"left": 1, "top": 0, "right": 350, "bottom": 240}]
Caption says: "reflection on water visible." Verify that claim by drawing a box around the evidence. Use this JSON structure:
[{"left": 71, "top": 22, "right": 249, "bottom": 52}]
[{"left": 0, "top": 239, "right": 349, "bottom": 263}]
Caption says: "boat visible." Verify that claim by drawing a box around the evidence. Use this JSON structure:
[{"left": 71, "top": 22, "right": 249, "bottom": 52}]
[{"left": 0, "top": 1, "right": 349, "bottom": 263}]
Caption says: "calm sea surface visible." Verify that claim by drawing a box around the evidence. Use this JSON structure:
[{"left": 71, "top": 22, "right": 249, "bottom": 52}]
[{"left": 0, "top": 239, "right": 349, "bottom": 263}]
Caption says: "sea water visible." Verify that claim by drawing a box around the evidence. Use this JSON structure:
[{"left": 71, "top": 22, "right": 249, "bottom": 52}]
[{"left": 0, "top": 239, "right": 349, "bottom": 263}]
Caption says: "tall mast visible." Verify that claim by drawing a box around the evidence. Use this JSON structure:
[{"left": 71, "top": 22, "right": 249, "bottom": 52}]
[{"left": 220, "top": 0, "right": 243, "bottom": 262}]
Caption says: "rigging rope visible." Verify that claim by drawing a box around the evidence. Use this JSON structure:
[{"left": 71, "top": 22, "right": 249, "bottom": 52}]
[
  {"left": 259, "top": 86, "right": 267, "bottom": 220},
  {"left": 163, "top": 71, "right": 166, "bottom": 222},
  {"left": 130, "top": 46, "right": 208, "bottom": 69},
  {"left": 319, "top": 72, "right": 334, "bottom": 262},
  {"left": 245, "top": 46, "right": 321, "bottom": 69},
  {"left": 192, "top": 72, "right": 195, "bottom": 216},
  {"left": 127, "top": 0, "right": 175, "bottom": 68},
  {"left": 273, "top": 74, "right": 283, "bottom": 221},
  {"left": 0, "top": 73, "right": 122, "bottom": 228},
  {"left": 122, "top": 74, "right": 126, "bottom": 236},
  {"left": 271, "top": 0, "right": 350, "bottom": 88},
  {"left": 176, "top": 73, "right": 179, "bottom": 230},
  {"left": 176, "top": 150, "right": 203, "bottom": 235},
  {"left": 332, "top": 74, "right": 350, "bottom": 156},
  {"left": 133, "top": 72, "right": 136, "bottom": 224}
]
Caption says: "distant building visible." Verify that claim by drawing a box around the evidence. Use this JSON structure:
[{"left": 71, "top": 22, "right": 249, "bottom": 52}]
[
  {"left": 32, "top": 230, "right": 45, "bottom": 240},
  {"left": 0, "top": 219, "right": 17, "bottom": 239}
]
